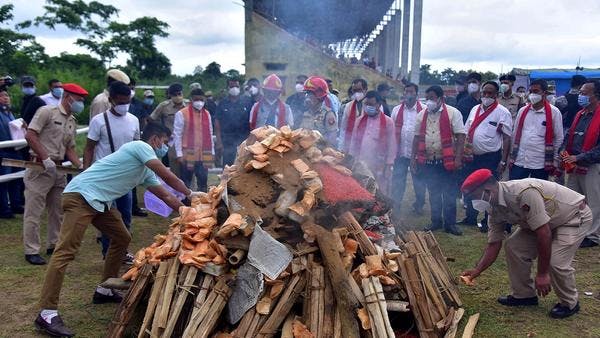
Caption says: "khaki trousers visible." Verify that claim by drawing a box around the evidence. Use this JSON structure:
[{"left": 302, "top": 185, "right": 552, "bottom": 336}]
[
  {"left": 39, "top": 193, "right": 131, "bottom": 310},
  {"left": 23, "top": 168, "right": 66, "bottom": 255},
  {"left": 567, "top": 164, "right": 600, "bottom": 243},
  {"left": 504, "top": 206, "right": 592, "bottom": 308}
]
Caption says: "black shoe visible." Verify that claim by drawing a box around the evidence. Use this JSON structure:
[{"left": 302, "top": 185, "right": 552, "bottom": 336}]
[
  {"left": 424, "top": 224, "right": 443, "bottom": 232},
  {"left": 458, "top": 217, "right": 477, "bottom": 226},
  {"left": 93, "top": 290, "right": 123, "bottom": 304},
  {"left": 46, "top": 248, "right": 55, "bottom": 256},
  {"left": 11, "top": 206, "right": 24, "bottom": 214},
  {"left": 25, "top": 254, "right": 47, "bottom": 265},
  {"left": 34, "top": 313, "right": 74, "bottom": 337},
  {"left": 550, "top": 302, "right": 580, "bottom": 319},
  {"left": 479, "top": 223, "right": 488, "bottom": 233},
  {"left": 132, "top": 208, "right": 148, "bottom": 217},
  {"left": 0, "top": 213, "right": 15, "bottom": 219},
  {"left": 497, "top": 295, "right": 538, "bottom": 307},
  {"left": 579, "top": 238, "right": 599, "bottom": 248},
  {"left": 445, "top": 224, "right": 463, "bottom": 236},
  {"left": 411, "top": 204, "right": 424, "bottom": 215}
]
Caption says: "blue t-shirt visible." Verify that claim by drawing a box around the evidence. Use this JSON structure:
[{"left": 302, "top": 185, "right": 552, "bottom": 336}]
[{"left": 65, "top": 141, "right": 161, "bottom": 212}]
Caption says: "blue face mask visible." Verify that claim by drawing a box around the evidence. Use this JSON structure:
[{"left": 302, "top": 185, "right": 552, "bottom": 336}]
[
  {"left": 22, "top": 87, "right": 35, "bottom": 95},
  {"left": 51, "top": 87, "right": 64, "bottom": 98},
  {"left": 578, "top": 94, "right": 590, "bottom": 107},
  {"left": 143, "top": 98, "right": 154, "bottom": 106},
  {"left": 155, "top": 143, "right": 168, "bottom": 158},
  {"left": 364, "top": 105, "right": 378, "bottom": 116}
]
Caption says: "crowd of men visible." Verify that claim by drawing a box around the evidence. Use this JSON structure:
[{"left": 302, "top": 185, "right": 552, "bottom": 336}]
[{"left": 0, "top": 68, "right": 598, "bottom": 335}]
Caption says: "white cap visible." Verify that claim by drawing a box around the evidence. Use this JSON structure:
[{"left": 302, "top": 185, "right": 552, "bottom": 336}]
[{"left": 106, "top": 69, "right": 130, "bottom": 84}]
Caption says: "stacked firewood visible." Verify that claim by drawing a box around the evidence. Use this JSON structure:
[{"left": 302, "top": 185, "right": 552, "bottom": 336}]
[{"left": 107, "top": 126, "right": 466, "bottom": 338}]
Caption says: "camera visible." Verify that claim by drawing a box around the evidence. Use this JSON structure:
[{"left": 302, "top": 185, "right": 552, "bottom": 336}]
[{"left": 1, "top": 76, "right": 15, "bottom": 90}]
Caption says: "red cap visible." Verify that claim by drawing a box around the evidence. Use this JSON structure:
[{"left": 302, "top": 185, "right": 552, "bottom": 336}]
[
  {"left": 461, "top": 169, "right": 493, "bottom": 194},
  {"left": 62, "top": 83, "right": 89, "bottom": 97}
]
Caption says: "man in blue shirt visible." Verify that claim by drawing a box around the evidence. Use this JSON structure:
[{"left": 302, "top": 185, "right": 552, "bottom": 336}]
[
  {"left": 0, "top": 88, "right": 24, "bottom": 218},
  {"left": 35, "top": 122, "right": 202, "bottom": 337}
]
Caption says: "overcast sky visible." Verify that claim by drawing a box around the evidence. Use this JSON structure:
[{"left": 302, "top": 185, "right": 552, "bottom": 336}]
[{"left": 6, "top": 0, "right": 600, "bottom": 75}]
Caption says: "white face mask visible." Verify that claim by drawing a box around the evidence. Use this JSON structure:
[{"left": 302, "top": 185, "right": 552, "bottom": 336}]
[
  {"left": 113, "top": 103, "right": 129, "bottom": 115},
  {"left": 352, "top": 92, "right": 365, "bottom": 101},
  {"left": 472, "top": 190, "right": 492, "bottom": 213},
  {"left": 425, "top": 99, "right": 438, "bottom": 112},
  {"left": 249, "top": 86, "right": 259, "bottom": 95},
  {"left": 481, "top": 97, "right": 495, "bottom": 107},
  {"left": 499, "top": 83, "right": 510, "bottom": 94},
  {"left": 468, "top": 83, "right": 480, "bottom": 94},
  {"left": 295, "top": 83, "right": 304, "bottom": 93},
  {"left": 192, "top": 100, "right": 205, "bottom": 110},
  {"left": 228, "top": 87, "right": 240, "bottom": 96},
  {"left": 529, "top": 93, "right": 542, "bottom": 104},
  {"left": 130, "top": 90, "right": 135, "bottom": 98}
]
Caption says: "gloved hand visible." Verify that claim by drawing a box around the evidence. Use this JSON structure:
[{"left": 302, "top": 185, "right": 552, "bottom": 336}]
[
  {"left": 42, "top": 157, "right": 57, "bottom": 175},
  {"left": 187, "top": 191, "right": 206, "bottom": 199}
]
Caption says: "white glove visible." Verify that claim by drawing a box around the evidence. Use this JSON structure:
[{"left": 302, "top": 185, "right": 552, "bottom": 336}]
[
  {"left": 42, "top": 158, "right": 56, "bottom": 174},
  {"left": 187, "top": 191, "right": 205, "bottom": 199}
]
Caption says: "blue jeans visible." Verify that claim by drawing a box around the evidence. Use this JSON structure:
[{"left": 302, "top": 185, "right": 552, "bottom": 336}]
[
  {"left": 509, "top": 165, "right": 549, "bottom": 180},
  {"left": 0, "top": 153, "right": 24, "bottom": 216},
  {"left": 100, "top": 191, "right": 132, "bottom": 257}
]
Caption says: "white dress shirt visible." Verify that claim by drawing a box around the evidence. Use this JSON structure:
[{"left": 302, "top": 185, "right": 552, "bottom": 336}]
[
  {"left": 513, "top": 104, "right": 564, "bottom": 169},
  {"left": 88, "top": 110, "right": 140, "bottom": 161},
  {"left": 391, "top": 102, "right": 420, "bottom": 158},
  {"left": 464, "top": 103, "right": 512, "bottom": 155},
  {"left": 173, "top": 109, "right": 215, "bottom": 158},
  {"left": 39, "top": 92, "right": 60, "bottom": 106}
]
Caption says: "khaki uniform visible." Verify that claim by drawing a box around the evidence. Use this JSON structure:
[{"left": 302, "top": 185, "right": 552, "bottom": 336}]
[
  {"left": 488, "top": 179, "right": 592, "bottom": 308},
  {"left": 89, "top": 90, "right": 110, "bottom": 119},
  {"left": 498, "top": 93, "right": 525, "bottom": 120},
  {"left": 150, "top": 99, "right": 187, "bottom": 175},
  {"left": 298, "top": 107, "right": 338, "bottom": 144},
  {"left": 24, "top": 105, "right": 77, "bottom": 255}
]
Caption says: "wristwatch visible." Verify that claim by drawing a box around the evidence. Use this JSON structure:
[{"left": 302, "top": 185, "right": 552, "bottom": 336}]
[{"left": 500, "top": 160, "right": 507, "bottom": 166}]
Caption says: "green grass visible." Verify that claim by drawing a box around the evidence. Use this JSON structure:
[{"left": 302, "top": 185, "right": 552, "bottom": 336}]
[{"left": 0, "top": 177, "right": 599, "bottom": 337}]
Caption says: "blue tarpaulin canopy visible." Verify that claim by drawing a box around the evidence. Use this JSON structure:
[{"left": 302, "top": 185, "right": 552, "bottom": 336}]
[{"left": 527, "top": 69, "right": 600, "bottom": 94}]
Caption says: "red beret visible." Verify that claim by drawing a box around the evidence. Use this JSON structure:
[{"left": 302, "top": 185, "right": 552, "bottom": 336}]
[
  {"left": 62, "top": 83, "right": 88, "bottom": 96},
  {"left": 461, "top": 169, "right": 493, "bottom": 194}
]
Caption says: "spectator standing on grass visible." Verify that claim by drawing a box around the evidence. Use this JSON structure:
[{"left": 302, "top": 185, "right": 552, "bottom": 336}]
[
  {"left": 460, "top": 81, "right": 512, "bottom": 233},
  {"left": 457, "top": 72, "right": 482, "bottom": 123},
  {"left": 559, "top": 80, "right": 600, "bottom": 249},
  {"left": 0, "top": 88, "right": 24, "bottom": 218},
  {"left": 249, "top": 74, "right": 293, "bottom": 129},
  {"left": 286, "top": 74, "right": 309, "bottom": 128},
  {"left": 461, "top": 169, "right": 591, "bottom": 319},
  {"left": 509, "top": 79, "right": 563, "bottom": 181},
  {"left": 498, "top": 74, "right": 525, "bottom": 120},
  {"left": 149, "top": 83, "right": 187, "bottom": 174},
  {"left": 90, "top": 69, "right": 130, "bottom": 119},
  {"left": 22, "top": 78, "right": 58, "bottom": 125},
  {"left": 558, "top": 74, "right": 586, "bottom": 131},
  {"left": 339, "top": 78, "right": 369, "bottom": 152},
  {"left": 173, "top": 88, "right": 214, "bottom": 192},
  {"left": 39, "top": 79, "right": 63, "bottom": 106},
  {"left": 83, "top": 81, "right": 140, "bottom": 262},
  {"left": 390, "top": 82, "right": 426, "bottom": 218},
  {"left": 411, "top": 85, "right": 465, "bottom": 236},
  {"left": 376, "top": 83, "right": 393, "bottom": 116},
  {"left": 20, "top": 76, "right": 37, "bottom": 114},
  {"left": 244, "top": 77, "right": 262, "bottom": 106},
  {"left": 349, "top": 90, "right": 396, "bottom": 195},
  {"left": 22, "top": 83, "right": 85, "bottom": 265},
  {"left": 34, "top": 123, "right": 203, "bottom": 338},
  {"left": 215, "top": 79, "right": 252, "bottom": 166}
]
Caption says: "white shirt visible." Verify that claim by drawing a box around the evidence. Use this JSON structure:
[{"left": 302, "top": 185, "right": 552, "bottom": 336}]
[
  {"left": 391, "top": 102, "right": 420, "bottom": 158},
  {"left": 88, "top": 110, "right": 140, "bottom": 161},
  {"left": 39, "top": 92, "right": 60, "bottom": 106},
  {"left": 414, "top": 104, "right": 466, "bottom": 160},
  {"left": 465, "top": 103, "right": 512, "bottom": 155},
  {"left": 173, "top": 109, "right": 215, "bottom": 158},
  {"left": 513, "top": 104, "right": 564, "bottom": 169}
]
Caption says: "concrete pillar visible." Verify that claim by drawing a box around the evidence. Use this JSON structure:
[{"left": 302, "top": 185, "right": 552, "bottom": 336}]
[
  {"left": 410, "top": 0, "right": 423, "bottom": 84},
  {"left": 400, "top": 0, "right": 411, "bottom": 80},
  {"left": 392, "top": 3, "right": 402, "bottom": 78}
]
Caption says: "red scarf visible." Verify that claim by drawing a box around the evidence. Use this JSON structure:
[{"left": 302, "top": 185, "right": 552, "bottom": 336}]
[
  {"left": 565, "top": 105, "right": 600, "bottom": 174},
  {"left": 416, "top": 103, "right": 455, "bottom": 171},
  {"left": 249, "top": 99, "right": 286, "bottom": 130},
  {"left": 182, "top": 104, "right": 214, "bottom": 163},
  {"left": 343, "top": 100, "right": 360, "bottom": 152},
  {"left": 394, "top": 101, "right": 422, "bottom": 154},
  {"left": 351, "top": 112, "right": 387, "bottom": 158},
  {"left": 463, "top": 101, "right": 499, "bottom": 162},
  {"left": 510, "top": 101, "right": 555, "bottom": 171}
]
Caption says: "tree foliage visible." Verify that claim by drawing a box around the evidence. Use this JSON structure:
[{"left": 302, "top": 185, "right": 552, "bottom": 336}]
[{"left": 417, "top": 64, "right": 498, "bottom": 85}]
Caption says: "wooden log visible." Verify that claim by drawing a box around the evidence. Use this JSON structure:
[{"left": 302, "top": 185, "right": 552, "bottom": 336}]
[
  {"left": 308, "top": 264, "right": 324, "bottom": 337},
  {"left": 228, "top": 249, "right": 246, "bottom": 265},
  {"left": 137, "top": 261, "right": 169, "bottom": 338},
  {"left": 337, "top": 211, "right": 377, "bottom": 256},
  {"left": 256, "top": 274, "right": 307, "bottom": 338},
  {"left": 333, "top": 306, "right": 341, "bottom": 338},
  {"left": 182, "top": 275, "right": 215, "bottom": 337},
  {"left": 362, "top": 277, "right": 387, "bottom": 338},
  {"left": 162, "top": 266, "right": 198, "bottom": 337},
  {"left": 311, "top": 223, "right": 360, "bottom": 338},
  {"left": 281, "top": 313, "right": 296, "bottom": 338},
  {"left": 107, "top": 264, "right": 153, "bottom": 338},
  {"left": 370, "top": 277, "right": 394, "bottom": 338},
  {"left": 397, "top": 254, "right": 436, "bottom": 338},
  {"left": 322, "top": 271, "right": 335, "bottom": 338},
  {"left": 461, "top": 313, "right": 480, "bottom": 338},
  {"left": 157, "top": 258, "right": 180, "bottom": 330},
  {"left": 443, "top": 308, "right": 465, "bottom": 338},
  {"left": 408, "top": 243, "right": 446, "bottom": 322},
  {"left": 192, "top": 280, "right": 232, "bottom": 338},
  {"left": 386, "top": 300, "right": 410, "bottom": 312}
]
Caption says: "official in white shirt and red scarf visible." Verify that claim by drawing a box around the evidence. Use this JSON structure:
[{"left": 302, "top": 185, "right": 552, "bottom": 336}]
[
  {"left": 349, "top": 91, "right": 396, "bottom": 195},
  {"left": 249, "top": 74, "right": 293, "bottom": 130},
  {"left": 173, "top": 88, "right": 214, "bottom": 192},
  {"left": 510, "top": 79, "right": 563, "bottom": 181},
  {"left": 390, "top": 82, "right": 426, "bottom": 217},
  {"left": 460, "top": 81, "right": 512, "bottom": 232}
]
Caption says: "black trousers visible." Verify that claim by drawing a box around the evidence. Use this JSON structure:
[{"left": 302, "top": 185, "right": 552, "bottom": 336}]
[
  {"left": 509, "top": 165, "right": 549, "bottom": 180},
  {"left": 419, "top": 162, "right": 458, "bottom": 228},
  {"left": 463, "top": 151, "right": 501, "bottom": 224},
  {"left": 391, "top": 156, "right": 426, "bottom": 211}
]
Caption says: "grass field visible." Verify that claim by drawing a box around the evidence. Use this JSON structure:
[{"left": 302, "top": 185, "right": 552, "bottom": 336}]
[{"left": 0, "top": 175, "right": 599, "bottom": 337}]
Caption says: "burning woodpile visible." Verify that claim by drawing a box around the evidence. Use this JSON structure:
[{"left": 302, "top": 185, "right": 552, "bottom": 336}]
[{"left": 107, "top": 126, "right": 465, "bottom": 338}]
